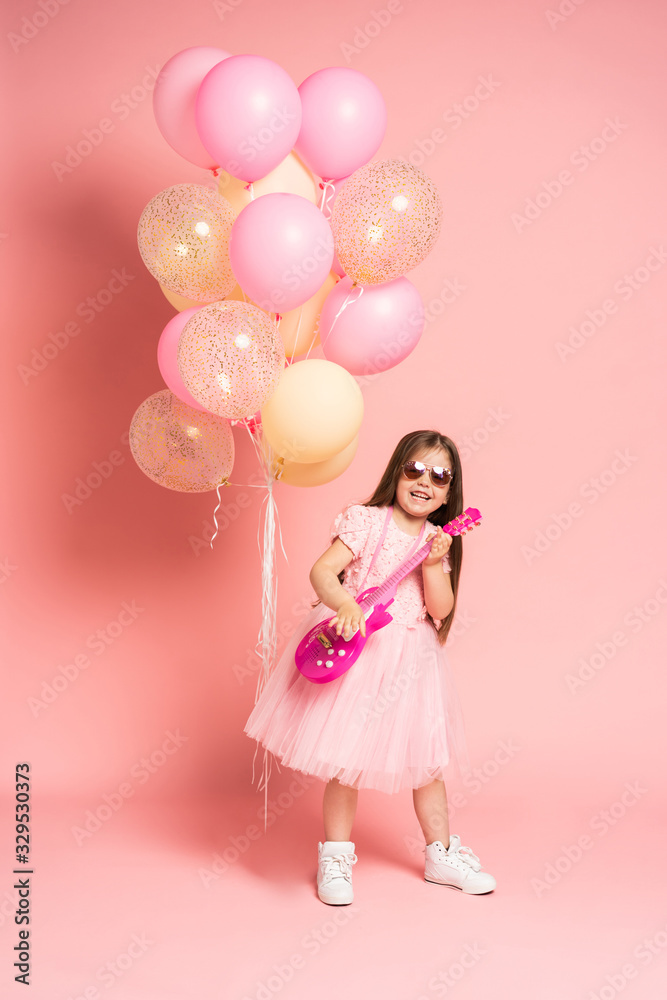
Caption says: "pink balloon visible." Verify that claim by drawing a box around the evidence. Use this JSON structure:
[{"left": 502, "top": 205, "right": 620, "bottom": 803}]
[
  {"left": 319, "top": 275, "right": 425, "bottom": 376},
  {"left": 331, "top": 249, "right": 346, "bottom": 279},
  {"left": 295, "top": 67, "right": 387, "bottom": 181},
  {"left": 195, "top": 55, "right": 302, "bottom": 183},
  {"left": 153, "top": 47, "right": 232, "bottom": 169},
  {"left": 229, "top": 193, "right": 334, "bottom": 313},
  {"left": 157, "top": 307, "right": 208, "bottom": 412}
]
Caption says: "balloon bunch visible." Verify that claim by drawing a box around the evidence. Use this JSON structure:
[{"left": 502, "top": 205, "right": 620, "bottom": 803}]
[{"left": 129, "top": 46, "right": 444, "bottom": 494}]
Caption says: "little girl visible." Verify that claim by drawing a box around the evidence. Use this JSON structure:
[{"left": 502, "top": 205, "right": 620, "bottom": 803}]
[{"left": 243, "top": 429, "right": 496, "bottom": 903}]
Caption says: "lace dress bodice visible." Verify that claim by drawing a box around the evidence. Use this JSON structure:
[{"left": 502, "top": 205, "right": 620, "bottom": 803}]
[{"left": 329, "top": 503, "right": 451, "bottom": 628}]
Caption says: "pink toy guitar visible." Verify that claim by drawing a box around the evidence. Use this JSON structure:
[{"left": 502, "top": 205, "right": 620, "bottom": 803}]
[{"left": 295, "top": 507, "right": 482, "bottom": 684}]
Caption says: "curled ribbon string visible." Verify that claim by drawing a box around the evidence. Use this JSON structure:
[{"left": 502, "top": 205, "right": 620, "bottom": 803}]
[
  {"left": 209, "top": 482, "right": 224, "bottom": 550},
  {"left": 242, "top": 422, "right": 290, "bottom": 829},
  {"left": 313, "top": 284, "right": 365, "bottom": 359},
  {"left": 274, "top": 305, "right": 306, "bottom": 368},
  {"left": 208, "top": 476, "right": 268, "bottom": 549},
  {"left": 288, "top": 307, "right": 304, "bottom": 365},
  {"left": 210, "top": 416, "right": 289, "bottom": 828},
  {"left": 318, "top": 179, "right": 336, "bottom": 218}
]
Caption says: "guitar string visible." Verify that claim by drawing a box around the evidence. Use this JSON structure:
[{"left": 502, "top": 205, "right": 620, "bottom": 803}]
[{"left": 303, "top": 512, "right": 477, "bottom": 664}]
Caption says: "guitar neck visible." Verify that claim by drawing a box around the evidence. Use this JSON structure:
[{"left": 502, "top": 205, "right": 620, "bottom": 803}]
[
  {"left": 357, "top": 539, "right": 432, "bottom": 612},
  {"left": 358, "top": 509, "right": 478, "bottom": 613}
]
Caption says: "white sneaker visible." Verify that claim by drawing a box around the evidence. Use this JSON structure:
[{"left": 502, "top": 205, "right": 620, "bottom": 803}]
[
  {"left": 317, "top": 841, "right": 358, "bottom": 905},
  {"left": 424, "top": 834, "right": 496, "bottom": 894}
]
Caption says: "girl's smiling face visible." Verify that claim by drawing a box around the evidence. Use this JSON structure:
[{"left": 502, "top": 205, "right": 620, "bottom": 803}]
[{"left": 395, "top": 445, "right": 453, "bottom": 520}]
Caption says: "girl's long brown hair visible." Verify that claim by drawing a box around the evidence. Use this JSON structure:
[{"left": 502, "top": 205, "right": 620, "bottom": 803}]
[{"left": 311, "top": 430, "right": 464, "bottom": 645}]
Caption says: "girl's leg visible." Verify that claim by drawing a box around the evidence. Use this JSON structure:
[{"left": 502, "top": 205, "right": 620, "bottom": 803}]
[
  {"left": 323, "top": 777, "right": 358, "bottom": 841},
  {"left": 412, "top": 778, "right": 450, "bottom": 846}
]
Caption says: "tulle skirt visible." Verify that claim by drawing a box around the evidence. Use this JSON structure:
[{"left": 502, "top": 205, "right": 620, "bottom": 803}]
[{"left": 243, "top": 601, "right": 472, "bottom": 795}]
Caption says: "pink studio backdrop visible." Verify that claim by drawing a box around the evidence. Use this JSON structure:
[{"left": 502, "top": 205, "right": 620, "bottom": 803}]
[{"left": 2, "top": 1, "right": 666, "bottom": 998}]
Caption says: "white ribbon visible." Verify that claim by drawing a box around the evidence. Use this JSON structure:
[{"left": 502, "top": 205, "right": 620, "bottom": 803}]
[
  {"left": 316, "top": 283, "right": 364, "bottom": 355},
  {"left": 242, "top": 424, "right": 290, "bottom": 829},
  {"left": 319, "top": 179, "right": 336, "bottom": 219},
  {"left": 207, "top": 417, "right": 294, "bottom": 829}
]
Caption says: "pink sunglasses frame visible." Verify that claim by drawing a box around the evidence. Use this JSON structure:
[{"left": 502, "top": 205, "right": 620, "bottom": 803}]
[{"left": 401, "top": 460, "right": 454, "bottom": 488}]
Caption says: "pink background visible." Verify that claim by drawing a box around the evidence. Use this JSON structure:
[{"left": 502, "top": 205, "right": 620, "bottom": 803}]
[{"left": 2, "top": 0, "right": 666, "bottom": 996}]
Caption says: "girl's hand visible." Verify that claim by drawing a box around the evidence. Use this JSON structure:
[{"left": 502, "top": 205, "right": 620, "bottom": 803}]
[
  {"left": 423, "top": 526, "right": 452, "bottom": 567},
  {"left": 329, "top": 600, "right": 367, "bottom": 640}
]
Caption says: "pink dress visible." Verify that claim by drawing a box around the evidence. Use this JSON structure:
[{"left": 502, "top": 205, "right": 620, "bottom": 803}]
[{"left": 243, "top": 503, "right": 471, "bottom": 793}]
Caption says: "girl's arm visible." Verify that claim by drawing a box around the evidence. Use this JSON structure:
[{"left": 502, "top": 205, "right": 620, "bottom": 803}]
[
  {"left": 422, "top": 528, "right": 455, "bottom": 620},
  {"left": 422, "top": 562, "right": 455, "bottom": 621},
  {"left": 309, "top": 539, "right": 367, "bottom": 638}
]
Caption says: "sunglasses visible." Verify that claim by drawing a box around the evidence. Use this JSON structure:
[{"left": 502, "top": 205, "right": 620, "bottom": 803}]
[{"left": 402, "top": 460, "right": 453, "bottom": 488}]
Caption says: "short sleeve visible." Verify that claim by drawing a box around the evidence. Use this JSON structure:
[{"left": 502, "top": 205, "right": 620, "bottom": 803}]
[{"left": 330, "top": 503, "right": 372, "bottom": 560}]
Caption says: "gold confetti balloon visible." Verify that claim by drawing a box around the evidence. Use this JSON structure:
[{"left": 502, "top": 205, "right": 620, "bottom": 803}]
[
  {"left": 193, "top": 272, "right": 337, "bottom": 358},
  {"left": 177, "top": 300, "right": 285, "bottom": 420},
  {"left": 137, "top": 184, "right": 236, "bottom": 302},
  {"left": 331, "top": 159, "right": 443, "bottom": 285},
  {"left": 129, "top": 389, "right": 235, "bottom": 493}
]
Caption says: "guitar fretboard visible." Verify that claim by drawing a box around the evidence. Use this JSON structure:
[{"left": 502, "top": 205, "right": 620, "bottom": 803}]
[{"left": 357, "top": 509, "right": 478, "bottom": 613}]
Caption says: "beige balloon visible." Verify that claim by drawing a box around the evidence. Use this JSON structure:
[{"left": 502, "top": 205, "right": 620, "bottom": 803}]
[
  {"left": 279, "top": 271, "right": 338, "bottom": 357},
  {"left": 217, "top": 150, "right": 320, "bottom": 216},
  {"left": 159, "top": 283, "right": 204, "bottom": 312},
  {"left": 262, "top": 433, "right": 358, "bottom": 487},
  {"left": 261, "top": 358, "right": 363, "bottom": 464}
]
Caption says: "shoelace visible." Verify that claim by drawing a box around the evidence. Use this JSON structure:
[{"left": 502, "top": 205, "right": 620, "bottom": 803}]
[
  {"left": 426, "top": 839, "right": 482, "bottom": 872},
  {"left": 319, "top": 853, "right": 358, "bottom": 886},
  {"left": 453, "top": 844, "right": 482, "bottom": 872}
]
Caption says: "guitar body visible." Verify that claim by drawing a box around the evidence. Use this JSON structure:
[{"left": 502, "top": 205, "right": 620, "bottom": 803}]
[
  {"left": 295, "top": 507, "right": 482, "bottom": 684},
  {"left": 295, "top": 587, "right": 394, "bottom": 684}
]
